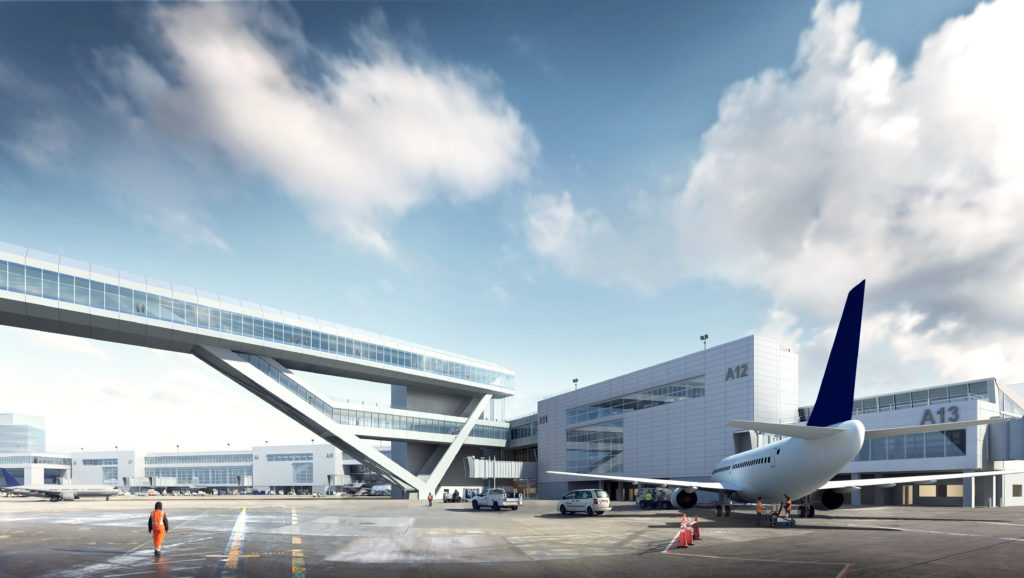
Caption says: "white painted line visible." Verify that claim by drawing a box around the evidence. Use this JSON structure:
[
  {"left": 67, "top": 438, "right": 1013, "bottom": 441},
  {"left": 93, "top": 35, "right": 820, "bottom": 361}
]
[{"left": 662, "top": 531, "right": 681, "bottom": 553}]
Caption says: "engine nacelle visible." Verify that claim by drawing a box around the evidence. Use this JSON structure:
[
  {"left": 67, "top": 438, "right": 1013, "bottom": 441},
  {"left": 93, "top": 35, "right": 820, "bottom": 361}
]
[
  {"left": 671, "top": 488, "right": 698, "bottom": 510},
  {"left": 811, "top": 489, "right": 844, "bottom": 510},
  {"left": 61, "top": 491, "right": 77, "bottom": 502}
]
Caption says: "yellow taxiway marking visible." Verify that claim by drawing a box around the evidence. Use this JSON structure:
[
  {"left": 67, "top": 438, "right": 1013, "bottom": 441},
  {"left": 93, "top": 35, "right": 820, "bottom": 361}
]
[
  {"left": 291, "top": 508, "right": 306, "bottom": 578},
  {"left": 223, "top": 506, "right": 248, "bottom": 571}
]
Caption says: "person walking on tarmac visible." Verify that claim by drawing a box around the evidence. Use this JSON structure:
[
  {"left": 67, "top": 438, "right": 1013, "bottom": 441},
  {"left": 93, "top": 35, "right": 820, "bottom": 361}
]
[
  {"left": 428, "top": 492, "right": 433, "bottom": 507},
  {"left": 756, "top": 497, "right": 764, "bottom": 526},
  {"left": 783, "top": 494, "right": 792, "bottom": 520},
  {"left": 148, "top": 501, "right": 169, "bottom": 556}
]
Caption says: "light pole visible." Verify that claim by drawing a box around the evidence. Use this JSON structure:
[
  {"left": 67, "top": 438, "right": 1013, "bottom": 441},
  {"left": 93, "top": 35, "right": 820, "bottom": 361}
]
[
  {"left": 700, "top": 334, "right": 709, "bottom": 350},
  {"left": 573, "top": 378, "right": 578, "bottom": 390}
]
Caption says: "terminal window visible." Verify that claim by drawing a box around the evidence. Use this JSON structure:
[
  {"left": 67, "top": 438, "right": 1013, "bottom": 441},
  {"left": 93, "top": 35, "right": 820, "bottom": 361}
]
[
  {"left": 565, "top": 420, "right": 623, "bottom": 474},
  {"left": 566, "top": 376, "right": 704, "bottom": 425},
  {"left": 1014, "top": 485, "right": 1022, "bottom": 498}
]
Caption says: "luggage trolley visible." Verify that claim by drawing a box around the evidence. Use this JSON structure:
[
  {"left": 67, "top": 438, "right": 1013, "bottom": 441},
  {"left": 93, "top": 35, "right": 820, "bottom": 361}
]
[{"left": 768, "top": 504, "right": 796, "bottom": 527}]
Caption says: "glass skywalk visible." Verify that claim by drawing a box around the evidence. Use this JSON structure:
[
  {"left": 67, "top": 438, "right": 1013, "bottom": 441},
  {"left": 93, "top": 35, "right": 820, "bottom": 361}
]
[
  {"left": 0, "top": 248, "right": 514, "bottom": 391},
  {"left": 237, "top": 352, "right": 508, "bottom": 441}
]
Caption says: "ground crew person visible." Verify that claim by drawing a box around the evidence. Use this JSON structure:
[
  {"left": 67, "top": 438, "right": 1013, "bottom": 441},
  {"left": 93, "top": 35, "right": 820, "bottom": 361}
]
[
  {"left": 644, "top": 490, "right": 653, "bottom": 508},
  {"left": 756, "top": 497, "right": 764, "bottom": 526},
  {"left": 148, "top": 501, "right": 169, "bottom": 555},
  {"left": 428, "top": 492, "right": 433, "bottom": 506},
  {"left": 783, "top": 494, "right": 792, "bottom": 519}
]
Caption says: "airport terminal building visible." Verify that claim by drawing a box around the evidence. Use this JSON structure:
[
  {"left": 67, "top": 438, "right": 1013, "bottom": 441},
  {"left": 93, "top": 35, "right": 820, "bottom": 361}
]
[{"left": 2, "top": 242, "right": 1024, "bottom": 507}]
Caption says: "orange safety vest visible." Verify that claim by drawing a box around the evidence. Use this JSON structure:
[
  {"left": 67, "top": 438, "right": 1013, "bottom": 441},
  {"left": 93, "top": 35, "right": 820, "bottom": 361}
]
[
  {"left": 152, "top": 510, "right": 166, "bottom": 529},
  {"left": 784, "top": 498, "right": 791, "bottom": 511},
  {"left": 756, "top": 500, "right": 764, "bottom": 514}
]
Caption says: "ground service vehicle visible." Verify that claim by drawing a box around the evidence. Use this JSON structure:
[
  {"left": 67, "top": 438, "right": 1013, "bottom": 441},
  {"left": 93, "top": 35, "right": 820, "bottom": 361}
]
[
  {"left": 636, "top": 486, "right": 674, "bottom": 509},
  {"left": 559, "top": 489, "right": 611, "bottom": 515},
  {"left": 471, "top": 488, "right": 522, "bottom": 511}
]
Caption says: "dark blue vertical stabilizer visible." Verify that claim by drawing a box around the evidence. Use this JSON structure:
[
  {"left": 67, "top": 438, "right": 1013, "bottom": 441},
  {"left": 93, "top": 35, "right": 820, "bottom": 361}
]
[
  {"left": 1, "top": 467, "right": 21, "bottom": 487},
  {"left": 807, "top": 281, "right": 865, "bottom": 427}
]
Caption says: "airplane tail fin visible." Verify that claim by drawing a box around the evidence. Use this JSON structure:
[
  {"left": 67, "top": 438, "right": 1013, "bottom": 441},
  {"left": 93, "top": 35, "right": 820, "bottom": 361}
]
[
  {"left": 1, "top": 467, "right": 21, "bottom": 487},
  {"left": 807, "top": 280, "right": 865, "bottom": 427}
]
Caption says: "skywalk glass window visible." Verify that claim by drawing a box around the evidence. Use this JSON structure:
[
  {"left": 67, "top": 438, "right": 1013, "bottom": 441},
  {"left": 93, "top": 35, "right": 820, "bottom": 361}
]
[{"left": 0, "top": 256, "right": 516, "bottom": 391}]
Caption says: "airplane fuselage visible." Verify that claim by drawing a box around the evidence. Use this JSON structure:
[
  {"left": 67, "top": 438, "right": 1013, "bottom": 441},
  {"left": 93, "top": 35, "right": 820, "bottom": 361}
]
[{"left": 710, "top": 420, "right": 865, "bottom": 502}]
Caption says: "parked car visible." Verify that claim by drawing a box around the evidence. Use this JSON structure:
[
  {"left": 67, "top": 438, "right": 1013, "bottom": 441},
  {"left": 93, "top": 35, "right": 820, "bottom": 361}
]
[
  {"left": 558, "top": 489, "right": 611, "bottom": 515},
  {"left": 471, "top": 488, "right": 522, "bottom": 511}
]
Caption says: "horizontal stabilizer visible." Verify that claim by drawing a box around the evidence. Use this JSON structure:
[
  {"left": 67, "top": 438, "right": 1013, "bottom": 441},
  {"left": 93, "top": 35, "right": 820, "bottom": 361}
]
[
  {"left": 546, "top": 471, "right": 732, "bottom": 493},
  {"left": 726, "top": 420, "right": 844, "bottom": 440},
  {"left": 821, "top": 468, "right": 1024, "bottom": 491},
  {"left": 863, "top": 417, "right": 1014, "bottom": 440}
]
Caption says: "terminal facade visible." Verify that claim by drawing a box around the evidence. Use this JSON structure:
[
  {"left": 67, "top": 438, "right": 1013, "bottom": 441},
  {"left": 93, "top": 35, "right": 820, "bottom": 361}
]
[{"left": 2, "top": 242, "right": 1024, "bottom": 506}]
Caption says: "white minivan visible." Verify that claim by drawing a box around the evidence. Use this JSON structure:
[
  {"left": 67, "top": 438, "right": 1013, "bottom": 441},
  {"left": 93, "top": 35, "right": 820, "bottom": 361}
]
[{"left": 558, "top": 489, "right": 611, "bottom": 515}]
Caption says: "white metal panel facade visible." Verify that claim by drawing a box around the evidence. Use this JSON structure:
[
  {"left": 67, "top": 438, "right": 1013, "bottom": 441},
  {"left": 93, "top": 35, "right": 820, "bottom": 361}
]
[{"left": 538, "top": 335, "right": 798, "bottom": 499}]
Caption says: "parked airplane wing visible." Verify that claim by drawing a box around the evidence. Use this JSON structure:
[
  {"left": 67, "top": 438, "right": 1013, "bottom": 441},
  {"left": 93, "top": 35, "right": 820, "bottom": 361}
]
[
  {"left": 546, "top": 470, "right": 736, "bottom": 493},
  {"left": 863, "top": 417, "right": 1014, "bottom": 439},
  {"left": 819, "top": 469, "right": 1024, "bottom": 491},
  {"left": 725, "top": 420, "right": 845, "bottom": 440}
]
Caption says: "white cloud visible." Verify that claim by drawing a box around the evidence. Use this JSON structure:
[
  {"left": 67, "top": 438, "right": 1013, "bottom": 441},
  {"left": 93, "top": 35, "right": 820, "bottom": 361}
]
[
  {"left": 0, "top": 327, "right": 329, "bottom": 455},
  {"left": 0, "top": 59, "right": 72, "bottom": 168},
  {"left": 27, "top": 333, "right": 110, "bottom": 360},
  {"left": 529, "top": 0, "right": 1024, "bottom": 391},
  {"left": 98, "top": 4, "right": 536, "bottom": 255},
  {"left": 523, "top": 191, "right": 679, "bottom": 295}
]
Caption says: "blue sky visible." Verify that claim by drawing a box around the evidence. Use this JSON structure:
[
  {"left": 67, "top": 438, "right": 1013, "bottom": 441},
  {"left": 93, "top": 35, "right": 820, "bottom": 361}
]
[{"left": 2, "top": 0, "right": 1021, "bottom": 454}]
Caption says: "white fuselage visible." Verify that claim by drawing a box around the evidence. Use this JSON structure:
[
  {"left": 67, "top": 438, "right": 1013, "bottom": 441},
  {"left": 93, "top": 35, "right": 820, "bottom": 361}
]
[
  {"left": 710, "top": 420, "right": 865, "bottom": 502},
  {"left": 6, "top": 484, "right": 119, "bottom": 500}
]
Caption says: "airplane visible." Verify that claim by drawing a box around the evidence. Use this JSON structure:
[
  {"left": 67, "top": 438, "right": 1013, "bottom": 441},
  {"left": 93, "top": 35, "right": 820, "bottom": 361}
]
[
  {"left": 1, "top": 468, "right": 119, "bottom": 502},
  {"left": 548, "top": 280, "right": 1022, "bottom": 516}
]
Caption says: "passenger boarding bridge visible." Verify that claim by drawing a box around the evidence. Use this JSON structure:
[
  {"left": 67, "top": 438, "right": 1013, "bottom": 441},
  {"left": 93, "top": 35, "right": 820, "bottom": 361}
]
[{"left": 0, "top": 242, "right": 515, "bottom": 498}]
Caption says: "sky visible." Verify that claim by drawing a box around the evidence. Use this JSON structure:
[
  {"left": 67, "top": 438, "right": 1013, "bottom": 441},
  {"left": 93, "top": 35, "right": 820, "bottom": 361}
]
[{"left": 1, "top": 0, "right": 1022, "bottom": 456}]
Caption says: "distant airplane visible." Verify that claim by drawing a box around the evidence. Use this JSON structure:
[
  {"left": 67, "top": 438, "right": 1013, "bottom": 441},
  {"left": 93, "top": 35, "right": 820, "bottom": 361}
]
[
  {"left": 549, "top": 281, "right": 1021, "bottom": 515},
  {"left": 1, "top": 468, "right": 119, "bottom": 502}
]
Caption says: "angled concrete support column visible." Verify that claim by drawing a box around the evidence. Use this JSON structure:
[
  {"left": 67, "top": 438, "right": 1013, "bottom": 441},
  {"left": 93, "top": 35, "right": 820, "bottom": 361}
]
[
  {"left": 423, "top": 394, "right": 492, "bottom": 493},
  {"left": 193, "top": 344, "right": 429, "bottom": 496}
]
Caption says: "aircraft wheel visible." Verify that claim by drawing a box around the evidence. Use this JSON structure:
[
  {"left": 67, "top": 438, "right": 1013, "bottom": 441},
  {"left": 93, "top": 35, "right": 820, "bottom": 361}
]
[
  {"left": 560, "top": 504, "right": 567, "bottom": 515},
  {"left": 808, "top": 506, "right": 815, "bottom": 518}
]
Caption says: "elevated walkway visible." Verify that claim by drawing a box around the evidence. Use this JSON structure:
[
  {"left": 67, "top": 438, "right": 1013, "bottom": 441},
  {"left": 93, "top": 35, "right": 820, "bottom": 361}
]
[{"left": 0, "top": 243, "right": 515, "bottom": 499}]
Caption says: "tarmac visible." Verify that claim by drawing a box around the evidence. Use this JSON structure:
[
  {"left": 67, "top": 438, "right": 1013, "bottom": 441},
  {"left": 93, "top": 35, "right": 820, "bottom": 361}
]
[{"left": 1, "top": 495, "right": 1022, "bottom": 577}]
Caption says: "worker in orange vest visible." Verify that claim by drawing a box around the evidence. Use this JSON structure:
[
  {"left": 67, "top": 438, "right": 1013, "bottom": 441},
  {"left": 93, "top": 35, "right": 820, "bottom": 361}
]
[
  {"left": 148, "top": 501, "right": 170, "bottom": 555},
  {"left": 783, "top": 494, "right": 792, "bottom": 520},
  {"left": 755, "top": 497, "right": 764, "bottom": 526}
]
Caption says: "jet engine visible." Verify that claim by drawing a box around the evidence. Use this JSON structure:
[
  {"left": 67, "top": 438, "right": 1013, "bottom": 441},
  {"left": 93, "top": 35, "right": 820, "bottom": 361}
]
[
  {"left": 811, "top": 489, "right": 844, "bottom": 510},
  {"left": 671, "top": 488, "right": 698, "bottom": 510},
  {"left": 61, "top": 491, "right": 77, "bottom": 502}
]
